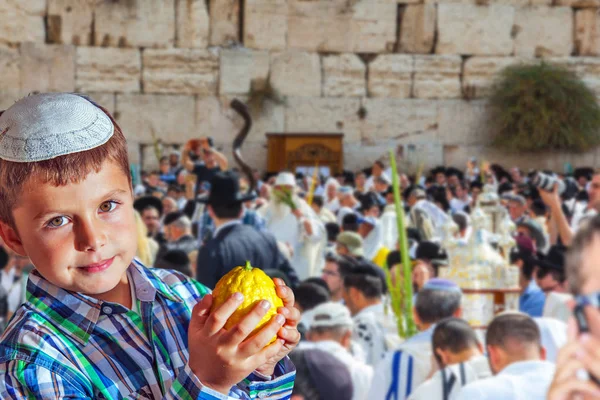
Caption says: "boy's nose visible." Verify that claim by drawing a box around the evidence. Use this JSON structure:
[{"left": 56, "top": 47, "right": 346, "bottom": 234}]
[{"left": 74, "top": 219, "right": 106, "bottom": 252}]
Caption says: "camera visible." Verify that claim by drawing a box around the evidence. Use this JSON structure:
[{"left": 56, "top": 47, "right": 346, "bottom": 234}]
[{"left": 531, "top": 172, "right": 579, "bottom": 200}]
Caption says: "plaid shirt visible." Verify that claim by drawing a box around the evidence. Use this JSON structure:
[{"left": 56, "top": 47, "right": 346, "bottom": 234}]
[{"left": 0, "top": 260, "right": 295, "bottom": 399}]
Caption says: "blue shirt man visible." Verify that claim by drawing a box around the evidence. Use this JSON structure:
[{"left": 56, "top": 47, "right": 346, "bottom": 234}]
[{"left": 519, "top": 280, "right": 546, "bottom": 317}]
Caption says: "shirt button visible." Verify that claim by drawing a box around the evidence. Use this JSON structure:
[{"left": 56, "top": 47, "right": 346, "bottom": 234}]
[{"left": 102, "top": 306, "right": 113, "bottom": 315}]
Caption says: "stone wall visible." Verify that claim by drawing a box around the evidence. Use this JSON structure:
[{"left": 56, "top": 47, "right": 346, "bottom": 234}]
[{"left": 2, "top": 0, "right": 600, "bottom": 172}]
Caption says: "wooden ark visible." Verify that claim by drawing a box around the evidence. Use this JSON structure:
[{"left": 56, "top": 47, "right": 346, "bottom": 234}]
[{"left": 266, "top": 133, "right": 344, "bottom": 175}]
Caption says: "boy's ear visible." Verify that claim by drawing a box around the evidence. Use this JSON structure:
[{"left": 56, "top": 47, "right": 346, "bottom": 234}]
[{"left": 0, "top": 222, "right": 26, "bottom": 257}]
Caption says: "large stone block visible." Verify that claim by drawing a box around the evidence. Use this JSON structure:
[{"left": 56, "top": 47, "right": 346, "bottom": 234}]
[
  {"left": 269, "top": 52, "right": 321, "bottom": 98},
  {"left": 115, "top": 94, "right": 196, "bottom": 143},
  {"left": 361, "top": 99, "right": 439, "bottom": 141},
  {"left": 94, "top": 0, "right": 175, "bottom": 48},
  {"left": 143, "top": 48, "right": 219, "bottom": 95},
  {"left": 287, "top": 0, "right": 397, "bottom": 53},
  {"left": 47, "top": 0, "right": 95, "bottom": 45},
  {"left": 0, "top": 90, "right": 22, "bottom": 111},
  {"left": 209, "top": 0, "right": 240, "bottom": 46},
  {"left": 85, "top": 92, "right": 116, "bottom": 116},
  {"left": 368, "top": 55, "right": 414, "bottom": 98},
  {"left": 219, "top": 49, "right": 270, "bottom": 95},
  {"left": 437, "top": 100, "right": 490, "bottom": 145},
  {"left": 244, "top": 0, "right": 288, "bottom": 51},
  {"left": 285, "top": 97, "right": 362, "bottom": 142},
  {"left": 76, "top": 47, "right": 141, "bottom": 93},
  {"left": 176, "top": 0, "right": 209, "bottom": 48},
  {"left": 0, "top": 1, "right": 45, "bottom": 45},
  {"left": 399, "top": 4, "right": 436, "bottom": 54},
  {"left": 21, "top": 43, "right": 76, "bottom": 94},
  {"left": 462, "top": 57, "right": 532, "bottom": 98},
  {"left": 413, "top": 56, "right": 462, "bottom": 99},
  {"left": 436, "top": 4, "right": 515, "bottom": 56},
  {"left": 0, "top": 45, "right": 20, "bottom": 93},
  {"left": 555, "top": 0, "right": 600, "bottom": 7},
  {"left": 323, "top": 54, "right": 366, "bottom": 98},
  {"left": 513, "top": 7, "right": 573, "bottom": 57},
  {"left": 575, "top": 9, "right": 600, "bottom": 56}
]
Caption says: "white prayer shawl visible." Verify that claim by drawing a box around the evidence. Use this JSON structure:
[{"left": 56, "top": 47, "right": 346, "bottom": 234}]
[
  {"left": 408, "top": 355, "right": 491, "bottom": 400},
  {"left": 299, "top": 340, "right": 374, "bottom": 400},
  {"left": 352, "top": 303, "right": 402, "bottom": 367},
  {"left": 534, "top": 317, "right": 567, "bottom": 363},
  {"left": 364, "top": 220, "right": 385, "bottom": 261},
  {"left": 319, "top": 207, "right": 338, "bottom": 224},
  {"left": 381, "top": 205, "right": 399, "bottom": 251},
  {"left": 263, "top": 198, "right": 326, "bottom": 280},
  {"left": 368, "top": 327, "right": 435, "bottom": 400}
]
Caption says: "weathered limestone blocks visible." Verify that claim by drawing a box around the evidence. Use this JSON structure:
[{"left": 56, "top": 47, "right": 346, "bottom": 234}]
[
  {"left": 287, "top": 0, "right": 397, "bottom": 53},
  {"left": 76, "top": 47, "right": 141, "bottom": 93},
  {"left": 47, "top": 0, "right": 94, "bottom": 45},
  {"left": 285, "top": 97, "right": 362, "bottom": 141},
  {"left": 549, "top": 57, "right": 600, "bottom": 96},
  {"left": 513, "top": 7, "right": 573, "bottom": 57},
  {"left": 94, "top": 0, "right": 175, "bottom": 48},
  {"left": 413, "top": 55, "right": 462, "bottom": 99},
  {"left": 143, "top": 49, "right": 219, "bottom": 95},
  {"left": 437, "top": 100, "right": 490, "bottom": 145},
  {"left": 20, "top": 43, "right": 76, "bottom": 94},
  {"left": 244, "top": 0, "right": 288, "bottom": 51},
  {"left": 209, "top": 0, "right": 240, "bottom": 46},
  {"left": 555, "top": 0, "right": 600, "bottom": 7},
  {"left": 462, "top": 57, "right": 531, "bottom": 98},
  {"left": 219, "top": 49, "right": 270, "bottom": 95},
  {"left": 575, "top": 9, "right": 600, "bottom": 56},
  {"left": 368, "top": 55, "right": 414, "bottom": 98},
  {"left": 269, "top": 52, "right": 322, "bottom": 97},
  {"left": 176, "top": 0, "right": 209, "bottom": 48},
  {"left": 0, "top": 0, "right": 45, "bottom": 45},
  {"left": 361, "top": 99, "right": 439, "bottom": 141},
  {"left": 115, "top": 94, "right": 196, "bottom": 143},
  {"left": 399, "top": 4, "right": 436, "bottom": 54},
  {"left": 0, "top": 45, "right": 21, "bottom": 93},
  {"left": 86, "top": 92, "right": 116, "bottom": 116},
  {"left": 323, "top": 54, "right": 366, "bottom": 98},
  {"left": 437, "top": 4, "right": 515, "bottom": 55}
]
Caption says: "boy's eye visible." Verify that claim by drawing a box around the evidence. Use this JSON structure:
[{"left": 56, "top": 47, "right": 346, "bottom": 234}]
[
  {"left": 47, "top": 217, "right": 68, "bottom": 228},
  {"left": 99, "top": 201, "right": 117, "bottom": 213}
]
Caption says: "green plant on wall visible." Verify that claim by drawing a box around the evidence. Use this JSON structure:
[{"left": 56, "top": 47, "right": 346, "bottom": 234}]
[{"left": 488, "top": 62, "right": 600, "bottom": 152}]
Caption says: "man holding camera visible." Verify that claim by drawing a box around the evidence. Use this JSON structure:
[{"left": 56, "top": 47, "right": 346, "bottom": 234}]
[{"left": 182, "top": 137, "right": 229, "bottom": 197}]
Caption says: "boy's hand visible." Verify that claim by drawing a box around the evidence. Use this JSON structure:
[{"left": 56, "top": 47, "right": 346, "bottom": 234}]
[
  {"left": 188, "top": 293, "right": 286, "bottom": 395},
  {"left": 255, "top": 278, "right": 301, "bottom": 377}
]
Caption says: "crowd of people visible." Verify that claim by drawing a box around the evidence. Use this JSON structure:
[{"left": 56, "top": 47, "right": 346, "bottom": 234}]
[{"left": 1, "top": 94, "right": 600, "bottom": 399}]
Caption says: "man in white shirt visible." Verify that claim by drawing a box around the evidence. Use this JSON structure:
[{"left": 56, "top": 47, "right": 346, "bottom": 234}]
[
  {"left": 456, "top": 313, "right": 555, "bottom": 400},
  {"left": 409, "top": 318, "right": 490, "bottom": 400},
  {"left": 369, "top": 279, "right": 463, "bottom": 400},
  {"left": 302, "top": 302, "right": 374, "bottom": 400}
]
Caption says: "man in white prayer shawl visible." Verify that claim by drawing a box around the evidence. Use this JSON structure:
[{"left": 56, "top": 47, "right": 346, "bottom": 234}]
[
  {"left": 324, "top": 178, "right": 341, "bottom": 213},
  {"left": 262, "top": 172, "right": 326, "bottom": 280}
]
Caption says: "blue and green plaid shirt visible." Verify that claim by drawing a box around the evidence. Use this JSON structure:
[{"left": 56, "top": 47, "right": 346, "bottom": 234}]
[{"left": 0, "top": 260, "right": 295, "bottom": 399}]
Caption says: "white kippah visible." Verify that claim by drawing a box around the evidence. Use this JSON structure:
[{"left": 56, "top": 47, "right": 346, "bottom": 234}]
[{"left": 0, "top": 93, "right": 114, "bottom": 163}]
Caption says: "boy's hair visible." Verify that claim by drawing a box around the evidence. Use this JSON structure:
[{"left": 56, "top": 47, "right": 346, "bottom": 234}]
[
  {"left": 432, "top": 317, "right": 479, "bottom": 365},
  {"left": 0, "top": 103, "right": 130, "bottom": 229},
  {"left": 343, "top": 265, "right": 383, "bottom": 299},
  {"left": 210, "top": 203, "right": 243, "bottom": 219}
]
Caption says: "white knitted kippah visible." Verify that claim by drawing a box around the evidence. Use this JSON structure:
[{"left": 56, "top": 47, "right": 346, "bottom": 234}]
[{"left": 0, "top": 93, "right": 114, "bottom": 163}]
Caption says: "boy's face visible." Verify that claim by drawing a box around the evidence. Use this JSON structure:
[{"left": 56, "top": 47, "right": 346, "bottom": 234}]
[{"left": 0, "top": 160, "right": 136, "bottom": 301}]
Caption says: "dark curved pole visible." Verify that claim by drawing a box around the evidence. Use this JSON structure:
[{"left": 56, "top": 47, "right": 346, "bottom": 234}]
[{"left": 230, "top": 99, "right": 255, "bottom": 196}]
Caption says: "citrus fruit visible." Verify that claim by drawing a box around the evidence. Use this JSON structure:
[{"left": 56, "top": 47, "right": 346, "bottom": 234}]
[{"left": 211, "top": 261, "right": 284, "bottom": 344}]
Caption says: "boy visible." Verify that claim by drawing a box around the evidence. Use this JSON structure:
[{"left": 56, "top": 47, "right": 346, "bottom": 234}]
[{"left": 0, "top": 93, "right": 300, "bottom": 399}]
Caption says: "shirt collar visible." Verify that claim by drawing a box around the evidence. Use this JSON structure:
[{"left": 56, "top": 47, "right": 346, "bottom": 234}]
[
  {"left": 213, "top": 220, "right": 241, "bottom": 238},
  {"left": 523, "top": 280, "right": 541, "bottom": 296},
  {"left": 25, "top": 260, "right": 181, "bottom": 346}
]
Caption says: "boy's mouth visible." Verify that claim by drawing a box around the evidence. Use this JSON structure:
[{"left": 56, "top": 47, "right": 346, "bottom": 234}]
[{"left": 79, "top": 257, "right": 115, "bottom": 273}]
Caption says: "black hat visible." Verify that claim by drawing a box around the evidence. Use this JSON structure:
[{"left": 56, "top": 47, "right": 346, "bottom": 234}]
[
  {"left": 445, "top": 167, "right": 464, "bottom": 180},
  {"left": 574, "top": 167, "right": 594, "bottom": 181},
  {"left": 197, "top": 170, "right": 255, "bottom": 205},
  {"left": 134, "top": 196, "right": 164, "bottom": 217},
  {"left": 416, "top": 241, "right": 448, "bottom": 265},
  {"left": 537, "top": 245, "right": 566, "bottom": 271},
  {"left": 470, "top": 180, "right": 483, "bottom": 190},
  {"left": 163, "top": 211, "right": 185, "bottom": 226}
]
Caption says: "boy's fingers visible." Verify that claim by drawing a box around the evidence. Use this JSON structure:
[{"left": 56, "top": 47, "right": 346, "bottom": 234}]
[
  {"left": 274, "top": 283, "right": 295, "bottom": 308},
  {"left": 223, "top": 300, "right": 273, "bottom": 345},
  {"left": 190, "top": 295, "right": 213, "bottom": 327},
  {"left": 251, "top": 339, "right": 285, "bottom": 367},
  {"left": 549, "top": 379, "right": 600, "bottom": 400},
  {"left": 239, "top": 314, "right": 285, "bottom": 357},
  {"left": 277, "top": 306, "right": 300, "bottom": 327},
  {"left": 205, "top": 293, "right": 244, "bottom": 336},
  {"left": 277, "top": 326, "right": 301, "bottom": 345}
]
